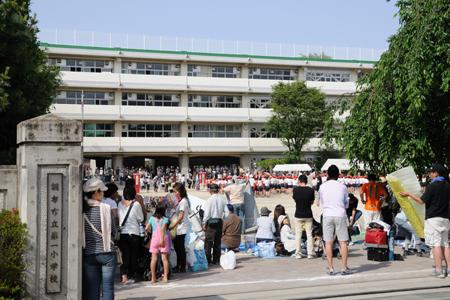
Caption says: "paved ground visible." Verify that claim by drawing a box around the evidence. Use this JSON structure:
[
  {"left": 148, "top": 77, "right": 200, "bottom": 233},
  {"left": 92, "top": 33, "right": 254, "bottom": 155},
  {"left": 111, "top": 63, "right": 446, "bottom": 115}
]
[
  {"left": 113, "top": 189, "right": 446, "bottom": 299},
  {"left": 115, "top": 243, "right": 443, "bottom": 299}
]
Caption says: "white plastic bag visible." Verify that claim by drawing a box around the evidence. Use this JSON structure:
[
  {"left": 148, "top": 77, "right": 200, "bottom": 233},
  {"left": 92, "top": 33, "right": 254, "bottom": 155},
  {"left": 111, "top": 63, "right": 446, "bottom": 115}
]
[
  {"left": 169, "top": 248, "right": 177, "bottom": 267},
  {"left": 220, "top": 250, "right": 236, "bottom": 270}
]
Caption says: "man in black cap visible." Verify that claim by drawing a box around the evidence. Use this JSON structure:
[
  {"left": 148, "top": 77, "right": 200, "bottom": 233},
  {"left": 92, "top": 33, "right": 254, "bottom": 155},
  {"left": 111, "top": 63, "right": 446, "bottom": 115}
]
[
  {"left": 401, "top": 164, "right": 450, "bottom": 278},
  {"left": 203, "top": 184, "right": 229, "bottom": 265}
]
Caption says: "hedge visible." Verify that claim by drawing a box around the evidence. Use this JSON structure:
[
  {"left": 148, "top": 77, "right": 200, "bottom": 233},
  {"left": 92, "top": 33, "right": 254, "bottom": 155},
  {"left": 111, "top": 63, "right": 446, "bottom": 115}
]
[{"left": 0, "top": 210, "right": 27, "bottom": 300}]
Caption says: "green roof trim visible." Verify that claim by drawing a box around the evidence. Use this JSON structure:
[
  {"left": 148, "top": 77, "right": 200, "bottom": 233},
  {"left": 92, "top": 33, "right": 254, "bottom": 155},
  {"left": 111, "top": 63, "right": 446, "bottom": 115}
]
[{"left": 40, "top": 42, "right": 377, "bottom": 65}]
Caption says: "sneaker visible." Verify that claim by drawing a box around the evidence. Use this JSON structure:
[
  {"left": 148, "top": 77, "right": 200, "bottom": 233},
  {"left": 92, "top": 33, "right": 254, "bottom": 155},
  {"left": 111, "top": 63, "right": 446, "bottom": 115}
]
[
  {"left": 326, "top": 267, "right": 335, "bottom": 276},
  {"left": 349, "top": 241, "right": 355, "bottom": 246},
  {"left": 307, "top": 255, "right": 315, "bottom": 259},
  {"left": 435, "top": 269, "right": 446, "bottom": 278},
  {"left": 341, "top": 267, "right": 352, "bottom": 275},
  {"left": 295, "top": 253, "right": 303, "bottom": 259}
]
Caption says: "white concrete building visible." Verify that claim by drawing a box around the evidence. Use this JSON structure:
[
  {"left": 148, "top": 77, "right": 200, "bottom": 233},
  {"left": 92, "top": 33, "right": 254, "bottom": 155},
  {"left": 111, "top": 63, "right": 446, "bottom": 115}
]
[{"left": 43, "top": 39, "right": 374, "bottom": 173}]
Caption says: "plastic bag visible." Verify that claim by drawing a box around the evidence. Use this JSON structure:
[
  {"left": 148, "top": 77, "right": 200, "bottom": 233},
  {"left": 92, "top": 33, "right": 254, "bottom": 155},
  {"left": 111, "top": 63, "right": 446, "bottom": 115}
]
[
  {"left": 220, "top": 250, "right": 236, "bottom": 270},
  {"left": 191, "top": 249, "right": 208, "bottom": 272},
  {"left": 257, "top": 241, "right": 276, "bottom": 258},
  {"left": 169, "top": 247, "right": 177, "bottom": 267}
]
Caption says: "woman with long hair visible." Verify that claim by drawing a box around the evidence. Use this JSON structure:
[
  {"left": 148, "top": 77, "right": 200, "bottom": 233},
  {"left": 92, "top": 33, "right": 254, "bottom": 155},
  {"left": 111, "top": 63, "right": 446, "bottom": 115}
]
[
  {"left": 170, "top": 182, "right": 190, "bottom": 272},
  {"left": 273, "top": 204, "right": 286, "bottom": 240},
  {"left": 82, "top": 178, "right": 116, "bottom": 300},
  {"left": 117, "top": 186, "right": 144, "bottom": 284}
]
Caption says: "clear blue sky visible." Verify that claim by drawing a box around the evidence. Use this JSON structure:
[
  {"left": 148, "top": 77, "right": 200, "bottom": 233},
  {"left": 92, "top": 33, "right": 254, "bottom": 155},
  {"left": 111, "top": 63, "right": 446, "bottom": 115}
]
[{"left": 31, "top": 0, "right": 399, "bottom": 49}]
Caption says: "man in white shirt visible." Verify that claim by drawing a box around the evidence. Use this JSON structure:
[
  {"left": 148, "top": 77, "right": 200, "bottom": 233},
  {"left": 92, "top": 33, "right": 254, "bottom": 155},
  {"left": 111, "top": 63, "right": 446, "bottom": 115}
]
[
  {"left": 318, "top": 165, "right": 350, "bottom": 276},
  {"left": 203, "top": 184, "right": 229, "bottom": 264}
]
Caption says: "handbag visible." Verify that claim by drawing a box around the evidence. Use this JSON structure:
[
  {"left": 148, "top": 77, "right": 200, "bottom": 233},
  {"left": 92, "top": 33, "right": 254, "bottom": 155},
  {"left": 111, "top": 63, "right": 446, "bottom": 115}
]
[
  {"left": 115, "top": 247, "right": 123, "bottom": 265},
  {"left": 170, "top": 217, "right": 178, "bottom": 240}
]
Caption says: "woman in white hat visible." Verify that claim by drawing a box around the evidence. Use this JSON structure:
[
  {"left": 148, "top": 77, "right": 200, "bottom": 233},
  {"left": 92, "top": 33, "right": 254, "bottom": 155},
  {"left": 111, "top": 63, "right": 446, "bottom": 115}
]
[{"left": 82, "top": 177, "right": 116, "bottom": 300}]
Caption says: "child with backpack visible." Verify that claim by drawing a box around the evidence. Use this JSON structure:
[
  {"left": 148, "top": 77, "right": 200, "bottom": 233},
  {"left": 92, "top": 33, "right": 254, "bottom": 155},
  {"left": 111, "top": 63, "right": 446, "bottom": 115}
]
[{"left": 146, "top": 204, "right": 171, "bottom": 283}]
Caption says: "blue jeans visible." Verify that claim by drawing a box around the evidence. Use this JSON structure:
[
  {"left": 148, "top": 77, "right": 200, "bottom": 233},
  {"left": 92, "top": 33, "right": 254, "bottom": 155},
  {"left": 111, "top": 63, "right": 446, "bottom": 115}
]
[
  {"left": 233, "top": 203, "right": 245, "bottom": 232},
  {"left": 83, "top": 252, "right": 116, "bottom": 300}
]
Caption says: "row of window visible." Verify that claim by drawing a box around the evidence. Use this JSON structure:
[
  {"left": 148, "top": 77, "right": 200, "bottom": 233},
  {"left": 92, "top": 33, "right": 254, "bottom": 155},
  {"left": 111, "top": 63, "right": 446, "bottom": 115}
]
[
  {"left": 54, "top": 91, "right": 272, "bottom": 108},
  {"left": 48, "top": 58, "right": 353, "bottom": 82},
  {"left": 84, "top": 123, "right": 281, "bottom": 138}
]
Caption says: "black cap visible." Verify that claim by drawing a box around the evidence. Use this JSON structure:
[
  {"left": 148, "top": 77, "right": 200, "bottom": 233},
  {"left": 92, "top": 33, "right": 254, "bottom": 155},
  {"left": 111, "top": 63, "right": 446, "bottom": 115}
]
[{"left": 427, "top": 164, "right": 448, "bottom": 177}]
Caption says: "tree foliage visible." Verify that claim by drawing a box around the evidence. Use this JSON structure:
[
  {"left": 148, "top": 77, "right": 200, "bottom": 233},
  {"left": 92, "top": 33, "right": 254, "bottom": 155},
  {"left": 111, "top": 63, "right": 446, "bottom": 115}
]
[
  {"left": 267, "top": 81, "right": 328, "bottom": 163},
  {"left": 0, "top": 210, "right": 27, "bottom": 299},
  {"left": 0, "top": 0, "right": 60, "bottom": 164},
  {"left": 256, "top": 158, "right": 288, "bottom": 171},
  {"left": 326, "top": 0, "right": 450, "bottom": 174}
]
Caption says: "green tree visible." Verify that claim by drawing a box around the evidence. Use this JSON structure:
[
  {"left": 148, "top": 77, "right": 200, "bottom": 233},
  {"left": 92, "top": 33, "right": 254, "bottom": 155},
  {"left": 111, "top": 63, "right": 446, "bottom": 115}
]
[
  {"left": 0, "top": 210, "right": 27, "bottom": 299},
  {"left": 267, "top": 81, "right": 328, "bottom": 163},
  {"left": 0, "top": 0, "right": 60, "bottom": 164},
  {"left": 256, "top": 158, "right": 288, "bottom": 171},
  {"left": 325, "top": 0, "right": 450, "bottom": 174}
]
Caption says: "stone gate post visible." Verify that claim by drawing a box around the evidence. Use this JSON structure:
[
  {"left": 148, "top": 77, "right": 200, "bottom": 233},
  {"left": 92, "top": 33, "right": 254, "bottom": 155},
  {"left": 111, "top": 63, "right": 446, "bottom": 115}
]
[{"left": 17, "top": 114, "right": 83, "bottom": 299}]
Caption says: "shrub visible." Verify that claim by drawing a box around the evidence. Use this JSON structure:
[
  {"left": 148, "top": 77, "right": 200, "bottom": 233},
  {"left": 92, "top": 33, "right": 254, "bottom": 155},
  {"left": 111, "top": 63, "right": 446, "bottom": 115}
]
[{"left": 0, "top": 210, "right": 27, "bottom": 300}]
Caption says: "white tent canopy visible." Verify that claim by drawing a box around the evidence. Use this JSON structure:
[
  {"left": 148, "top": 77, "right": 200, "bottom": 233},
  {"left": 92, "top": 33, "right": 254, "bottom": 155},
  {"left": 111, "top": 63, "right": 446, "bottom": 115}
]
[
  {"left": 273, "top": 164, "right": 312, "bottom": 172},
  {"left": 321, "top": 159, "right": 362, "bottom": 172}
]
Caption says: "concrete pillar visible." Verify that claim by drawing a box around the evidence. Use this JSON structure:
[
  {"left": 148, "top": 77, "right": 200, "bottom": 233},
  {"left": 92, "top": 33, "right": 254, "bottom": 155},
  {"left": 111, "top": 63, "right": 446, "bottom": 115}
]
[
  {"left": 242, "top": 123, "right": 250, "bottom": 138},
  {"left": 241, "top": 66, "right": 249, "bottom": 78},
  {"left": 179, "top": 154, "right": 189, "bottom": 175},
  {"left": 240, "top": 154, "right": 251, "bottom": 170},
  {"left": 180, "top": 62, "right": 188, "bottom": 76},
  {"left": 112, "top": 154, "right": 124, "bottom": 170},
  {"left": 17, "top": 114, "right": 83, "bottom": 299},
  {"left": 113, "top": 57, "right": 122, "bottom": 73},
  {"left": 114, "top": 90, "right": 122, "bottom": 106},
  {"left": 180, "top": 122, "right": 189, "bottom": 137},
  {"left": 114, "top": 121, "right": 122, "bottom": 137},
  {"left": 350, "top": 69, "right": 358, "bottom": 82},
  {"left": 298, "top": 67, "right": 305, "bottom": 81},
  {"left": 241, "top": 95, "right": 250, "bottom": 108},
  {"left": 180, "top": 92, "right": 188, "bottom": 107}
]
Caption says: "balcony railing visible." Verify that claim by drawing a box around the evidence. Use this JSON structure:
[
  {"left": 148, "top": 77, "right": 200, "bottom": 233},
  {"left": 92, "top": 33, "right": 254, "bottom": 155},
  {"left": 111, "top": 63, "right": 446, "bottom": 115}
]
[{"left": 39, "top": 29, "right": 384, "bottom": 62}]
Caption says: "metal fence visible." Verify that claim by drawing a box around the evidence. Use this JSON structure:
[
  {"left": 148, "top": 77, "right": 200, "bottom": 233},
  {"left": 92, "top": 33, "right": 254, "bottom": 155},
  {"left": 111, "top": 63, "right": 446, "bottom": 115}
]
[{"left": 39, "top": 29, "right": 384, "bottom": 62}]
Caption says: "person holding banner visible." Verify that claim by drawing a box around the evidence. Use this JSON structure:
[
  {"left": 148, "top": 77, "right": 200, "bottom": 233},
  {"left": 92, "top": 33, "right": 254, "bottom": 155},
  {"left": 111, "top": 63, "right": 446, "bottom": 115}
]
[{"left": 400, "top": 164, "right": 450, "bottom": 278}]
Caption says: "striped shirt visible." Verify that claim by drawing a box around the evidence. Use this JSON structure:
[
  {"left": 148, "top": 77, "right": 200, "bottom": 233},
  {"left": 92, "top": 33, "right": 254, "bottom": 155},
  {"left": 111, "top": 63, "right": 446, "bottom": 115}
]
[{"left": 84, "top": 206, "right": 116, "bottom": 255}]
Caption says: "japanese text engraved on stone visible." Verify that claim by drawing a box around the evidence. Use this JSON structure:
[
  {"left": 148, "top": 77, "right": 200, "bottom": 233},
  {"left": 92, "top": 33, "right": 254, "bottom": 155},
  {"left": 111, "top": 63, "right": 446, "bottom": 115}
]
[{"left": 46, "top": 173, "right": 63, "bottom": 293}]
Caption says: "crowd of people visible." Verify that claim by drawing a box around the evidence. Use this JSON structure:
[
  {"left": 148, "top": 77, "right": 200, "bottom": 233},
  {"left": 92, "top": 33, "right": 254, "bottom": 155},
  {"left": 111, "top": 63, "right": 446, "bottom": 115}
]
[
  {"left": 85, "top": 163, "right": 374, "bottom": 200},
  {"left": 81, "top": 162, "right": 450, "bottom": 299}
]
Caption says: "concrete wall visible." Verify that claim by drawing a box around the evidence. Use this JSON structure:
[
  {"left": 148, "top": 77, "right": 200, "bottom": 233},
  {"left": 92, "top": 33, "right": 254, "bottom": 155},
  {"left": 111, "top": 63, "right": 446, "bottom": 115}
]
[{"left": 0, "top": 165, "right": 17, "bottom": 210}]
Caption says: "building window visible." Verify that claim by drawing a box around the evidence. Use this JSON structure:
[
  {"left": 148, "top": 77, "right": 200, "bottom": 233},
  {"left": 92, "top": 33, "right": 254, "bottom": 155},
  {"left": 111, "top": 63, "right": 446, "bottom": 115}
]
[
  {"left": 188, "top": 95, "right": 241, "bottom": 108},
  {"left": 249, "top": 96, "right": 271, "bottom": 108},
  {"left": 54, "top": 91, "right": 113, "bottom": 105},
  {"left": 48, "top": 58, "right": 113, "bottom": 73},
  {"left": 121, "top": 62, "right": 180, "bottom": 75},
  {"left": 121, "top": 124, "right": 180, "bottom": 137},
  {"left": 305, "top": 69, "right": 351, "bottom": 82},
  {"left": 121, "top": 93, "right": 180, "bottom": 106},
  {"left": 187, "top": 65, "right": 240, "bottom": 78},
  {"left": 250, "top": 126, "right": 278, "bottom": 138},
  {"left": 249, "top": 67, "right": 296, "bottom": 80},
  {"left": 83, "top": 123, "right": 114, "bottom": 137},
  {"left": 188, "top": 124, "right": 241, "bottom": 138}
]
